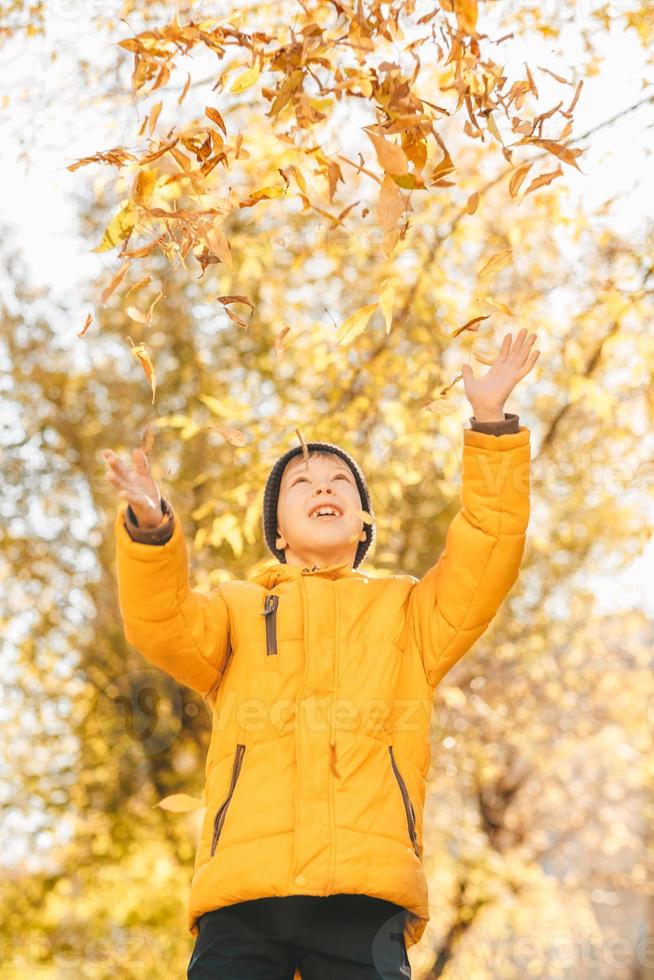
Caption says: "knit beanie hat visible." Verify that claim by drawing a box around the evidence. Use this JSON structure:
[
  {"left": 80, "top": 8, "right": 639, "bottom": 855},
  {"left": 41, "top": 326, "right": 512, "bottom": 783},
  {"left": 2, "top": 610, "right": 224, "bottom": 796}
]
[{"left": 262, "top": 441, "right": 375, "bottom": 569}]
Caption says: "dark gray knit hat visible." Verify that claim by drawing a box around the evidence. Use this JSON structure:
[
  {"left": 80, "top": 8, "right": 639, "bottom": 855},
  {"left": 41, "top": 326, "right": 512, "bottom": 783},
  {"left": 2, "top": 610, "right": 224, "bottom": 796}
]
[{"left": 262, "top": 441, "right": 375, "bottom": 569}]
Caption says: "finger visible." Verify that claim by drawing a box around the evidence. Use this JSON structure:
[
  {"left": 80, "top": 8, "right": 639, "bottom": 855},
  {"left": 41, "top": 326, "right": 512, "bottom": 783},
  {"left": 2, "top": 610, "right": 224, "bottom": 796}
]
[
  {"left": 132, "top": 447, "right": 151, "bottom": 476},
  {"left": 515, "top": 332, "right": 537, "bottom": 368},
  {"left": 496, "top": 333, "right": 512, "bottom": 362},
  {"left": 104, "top": 452, "right": 132, "bottom": 480},
  {"left": 517, "top": 349, "right": 540, "bottom": 377},
  {"left": 509, "top": 327, "right": 528, "bottom": 358}
]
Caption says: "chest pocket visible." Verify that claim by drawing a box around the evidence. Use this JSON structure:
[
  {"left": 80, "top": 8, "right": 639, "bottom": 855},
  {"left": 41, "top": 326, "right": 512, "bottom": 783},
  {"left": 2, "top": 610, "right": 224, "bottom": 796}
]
[{"left": 261, "top": 593, "right": 280, "bottom": 668}]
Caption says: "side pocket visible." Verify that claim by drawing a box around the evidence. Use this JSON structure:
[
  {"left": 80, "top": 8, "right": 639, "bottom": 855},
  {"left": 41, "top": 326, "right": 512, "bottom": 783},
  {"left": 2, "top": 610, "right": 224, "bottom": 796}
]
[
  {"left": 388, "top": 745, "right": 421, "bottom": 859},
  {"left": 262, "top": 594, "right": 279, "bottom": 657},
  {"left": 210, "top": 743, "right": 246, "bottom": 857}
]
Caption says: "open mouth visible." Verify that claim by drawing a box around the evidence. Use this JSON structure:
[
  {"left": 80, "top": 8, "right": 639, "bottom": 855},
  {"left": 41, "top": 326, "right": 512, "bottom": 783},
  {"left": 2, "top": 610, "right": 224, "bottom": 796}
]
[{"left": 308, "top": 507, "right": 343, "bottom": 520}]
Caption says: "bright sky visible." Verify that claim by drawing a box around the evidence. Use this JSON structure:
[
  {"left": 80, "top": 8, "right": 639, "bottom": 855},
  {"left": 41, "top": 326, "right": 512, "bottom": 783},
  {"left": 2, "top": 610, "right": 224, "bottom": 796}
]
[{"left": 1, "top": 1, "right": 654, "bottom": 620}]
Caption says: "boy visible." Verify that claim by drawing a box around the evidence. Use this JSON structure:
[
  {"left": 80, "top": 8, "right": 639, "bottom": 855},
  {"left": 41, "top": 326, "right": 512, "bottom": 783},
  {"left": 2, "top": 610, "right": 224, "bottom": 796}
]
[{"left": 103, "top": 329, "right": 537, "bottom": 978}]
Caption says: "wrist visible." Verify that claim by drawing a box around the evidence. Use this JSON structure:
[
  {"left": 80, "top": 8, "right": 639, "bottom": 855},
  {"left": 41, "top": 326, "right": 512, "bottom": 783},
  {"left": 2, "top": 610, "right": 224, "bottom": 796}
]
[{"left": 470, "top": 405, "right": 506, "bottom": 423}]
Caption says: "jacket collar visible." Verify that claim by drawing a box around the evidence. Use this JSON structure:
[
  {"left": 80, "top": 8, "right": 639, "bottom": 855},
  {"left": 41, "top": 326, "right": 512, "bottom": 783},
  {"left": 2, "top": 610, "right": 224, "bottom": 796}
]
[{"left": 249, "top": 559, "right": 368, "bottom": 589}]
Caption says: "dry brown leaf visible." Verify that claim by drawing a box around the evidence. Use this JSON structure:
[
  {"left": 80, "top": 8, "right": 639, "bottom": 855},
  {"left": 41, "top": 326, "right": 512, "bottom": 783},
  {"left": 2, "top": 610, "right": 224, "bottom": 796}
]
[
  {"left": 376, "top": 175, "right": 404, "bottom": 231},
  {"left": 147, "top": 101, "right": 162, "bottom": 135},
  {"left": 530, "top": 138, "right": 584, "bottom": 172},
  {"left": 78, "top": 312, "right": 93, "bottom": 337},
  {"left": 101, "top": 260, "right": 130, "bottom": 306},
  {"left": 466, "top": 191, "right": 480, "bottom": 214},
  {"left": 365, "top": 129, "right": 409, "bottom": 176},
  {"left": 509, "top": 162, "right": 533, "bottom": 198},
  {"left": 451, "top": 314, "right": 490, "bottom": 337},
  {"left": 522, "top": 164, "right": 564, "bottom": 197},
  {"left": 127, "top": 336, "right": 157, "bottom": 404},
  {"left": 295, "top": 428, "right": 311, "bottom": 472}
]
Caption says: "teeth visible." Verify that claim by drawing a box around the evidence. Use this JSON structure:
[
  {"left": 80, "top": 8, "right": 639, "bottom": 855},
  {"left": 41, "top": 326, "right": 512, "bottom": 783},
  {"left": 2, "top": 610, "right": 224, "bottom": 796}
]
[{"left": 311, "top": 508, "right": 339, "bottom": 518}]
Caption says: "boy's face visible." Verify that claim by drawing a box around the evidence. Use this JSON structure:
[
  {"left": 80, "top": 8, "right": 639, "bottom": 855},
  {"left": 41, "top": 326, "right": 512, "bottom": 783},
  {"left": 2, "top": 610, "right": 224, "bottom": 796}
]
[{"left": 275, "top": 452, "right": 368, "bottom": 569}]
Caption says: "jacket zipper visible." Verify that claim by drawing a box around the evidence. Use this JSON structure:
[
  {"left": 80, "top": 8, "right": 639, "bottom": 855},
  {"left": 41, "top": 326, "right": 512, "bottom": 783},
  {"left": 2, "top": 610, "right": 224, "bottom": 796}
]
[
  {"left": 210, "top": 743, "right": 246, "bottom": 857},
  {"left": 389, "top": 745, "right": 420, "bottom": 859},
  {"left": 262, "top": 594, "right": 279, "bottom": 656}
]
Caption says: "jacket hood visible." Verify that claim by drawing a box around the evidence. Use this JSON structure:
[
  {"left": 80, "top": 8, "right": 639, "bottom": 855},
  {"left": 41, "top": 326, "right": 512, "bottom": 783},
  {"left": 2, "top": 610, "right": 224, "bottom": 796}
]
[{"left": 249, "top": 559, "right": 369, "bottom": 589}]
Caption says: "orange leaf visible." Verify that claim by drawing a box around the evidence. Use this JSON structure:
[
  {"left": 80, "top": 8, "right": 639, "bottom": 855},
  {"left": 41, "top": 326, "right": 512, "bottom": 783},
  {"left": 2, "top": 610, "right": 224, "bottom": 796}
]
[
  {"left": 522, "top": 165, "right": 564, "bottom": 197},
  {"left": 530, "top": 138, "right": 585, "bottom": 172},
  {"left": 376, "top": 175, "right": 404, "bottom": 231},
  {"left": 451, "top": 314, "right": 490, "bottom": 337},
  {"left": 365, "top": 129, "right": 408, "bottom": 176},
  {"left": 205, "top": 106, "right": 227, "bottom": 135},
  {"left": 101, "top": 261, "right": 130, "bottom": 306},
  {"left": 127, "top": 336, "right": 157, "bottom": 404},
  {"left": 466, "top": 191, "right": 480, "bottom": 214},
  {"left": 509, "top": 162, "right": 533, "bottom": 198},
  {"left": 147, "top": 101, "right": 162, "bottom": 135},
  {"left": 78, "top": 312, "right": 93, "bottom": 337}
]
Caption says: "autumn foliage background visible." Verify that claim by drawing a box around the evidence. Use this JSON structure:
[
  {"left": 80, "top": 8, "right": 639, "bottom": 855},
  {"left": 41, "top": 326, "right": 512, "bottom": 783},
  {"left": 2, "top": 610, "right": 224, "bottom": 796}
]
[{"left": 1, "top": 0, "right": 654, "bottom": 976}]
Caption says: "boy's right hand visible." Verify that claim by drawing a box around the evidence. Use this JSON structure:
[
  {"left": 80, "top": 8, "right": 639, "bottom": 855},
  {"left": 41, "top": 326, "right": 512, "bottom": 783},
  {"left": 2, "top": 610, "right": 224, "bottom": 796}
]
[{"left": 101, "top": 447, "right": 166, "bottom": 529}]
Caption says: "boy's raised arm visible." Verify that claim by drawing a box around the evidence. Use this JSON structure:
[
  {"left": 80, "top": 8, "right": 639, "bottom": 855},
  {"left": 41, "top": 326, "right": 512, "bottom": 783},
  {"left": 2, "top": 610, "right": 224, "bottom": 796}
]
[
  {"left": 114, "top": 498, "right": 231, "bottom": 697},
  {"left": 406, "top": 327, "right": 538, "bottom": 689},
  {"left": 406, "top": 421, "right": 530, "bottom": 688},
  {"left": 102, "top": 445, "right": 231, "bottom": 698}
]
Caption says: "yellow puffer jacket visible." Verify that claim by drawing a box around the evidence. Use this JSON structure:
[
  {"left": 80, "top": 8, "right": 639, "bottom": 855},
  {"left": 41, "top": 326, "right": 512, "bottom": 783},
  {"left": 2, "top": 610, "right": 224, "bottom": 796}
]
[{"left": 113, "top": 424, "right": 530, "bottom": 951}]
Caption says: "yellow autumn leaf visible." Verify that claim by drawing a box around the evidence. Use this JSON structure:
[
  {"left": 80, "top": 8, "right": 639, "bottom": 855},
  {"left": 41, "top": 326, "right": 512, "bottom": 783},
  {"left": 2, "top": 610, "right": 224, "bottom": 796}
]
[
  {"left": 336, "top": 303, "right": 378, "bottom": 345},
  {"left": 478, "top": 248, "right": 513, "bottom": 279},
  {"left": 230, "top": 63, "right": 261, "bottom": 94},
  {"left": 379, "top": 279, "right": 395, "bottom": 335},
  {"left": 154, "top": 793, "right": 205, "bottom": 812},
  {"left": 92, "top": 200, "right": 138, "bottom": 253},
  {"left": 485, "top": 297, "right": 515, "bottom": 316}
]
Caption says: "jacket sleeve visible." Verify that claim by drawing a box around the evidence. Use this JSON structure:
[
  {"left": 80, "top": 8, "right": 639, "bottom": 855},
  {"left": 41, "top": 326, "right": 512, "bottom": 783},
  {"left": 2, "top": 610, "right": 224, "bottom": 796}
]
[
  {"left": 406, "top": 419, "right": 530, "bottom": 688},
  {"left": 113, "top": 499, "right": 231, "bottom": 697}
]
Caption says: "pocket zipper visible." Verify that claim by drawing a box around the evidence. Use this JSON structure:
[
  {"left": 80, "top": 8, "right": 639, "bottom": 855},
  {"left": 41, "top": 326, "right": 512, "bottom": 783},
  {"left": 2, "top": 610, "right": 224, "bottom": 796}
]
[
  {"left": 210, "top": 743, "right": 246, "bottom": 857},
  {"left": 389, "top": 745, "right": 420, "bottom": 859},
  {"left": 262, "top": 594, "right": 279, "bottom": 656}
]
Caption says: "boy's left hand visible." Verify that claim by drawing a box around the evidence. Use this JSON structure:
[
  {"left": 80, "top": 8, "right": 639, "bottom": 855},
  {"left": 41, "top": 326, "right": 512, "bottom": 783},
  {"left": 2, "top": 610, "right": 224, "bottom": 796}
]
[{"left": 461, "top": 328, "right": 540, "bottom": 422}]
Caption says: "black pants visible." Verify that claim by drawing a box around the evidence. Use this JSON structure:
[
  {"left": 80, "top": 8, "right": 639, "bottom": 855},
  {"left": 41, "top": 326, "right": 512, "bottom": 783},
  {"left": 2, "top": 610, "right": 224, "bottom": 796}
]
[{"left": 187, "top": 893, "right": 411, "bottom": 979}]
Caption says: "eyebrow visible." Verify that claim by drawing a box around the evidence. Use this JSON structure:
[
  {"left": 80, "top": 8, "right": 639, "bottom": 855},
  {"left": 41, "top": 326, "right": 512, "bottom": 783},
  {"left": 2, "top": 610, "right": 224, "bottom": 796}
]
[{"left": 286, "top": 465, "right": 352, "bottom": 483}]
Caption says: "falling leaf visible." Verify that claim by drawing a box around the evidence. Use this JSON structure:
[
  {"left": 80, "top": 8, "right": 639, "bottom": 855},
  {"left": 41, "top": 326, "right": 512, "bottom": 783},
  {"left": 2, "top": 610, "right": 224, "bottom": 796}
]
[
  {"left": 478, "top": 249, "right": 513, "bottom": 279},
  {"left": 453, "top": 0, "right": 478, "bottom": 33},
  {"left": 205, "top": 106, "right": 227, "bottom": 135},
  {"left": 530, "top": 138, "right": 585, "bottom": 172},
  {"left": 209, "top": 426, "right": 247, "bottom": 447},
  {"left": 178, "top": 72, "right": 191, "bottom": 105},
  {"left": 357, "top": 509, "right": 374, "bottom": 525},
  {"left": 509, "top": 162, "right": 533, "bottom": 198},
  {"left": 485, "top": 297, "right": 515, "bottom": 316},
  {"left": 274, "top": 325, "right": 291, "bottom": 356},
  {"left": 126, "top": 306, "right": 150, "bottom": 325},
  {"left": 451, "top": 314, "right": 490, "bottom": 337},
  {"left": 365, "top": 129, "right": 409, "bottom": 176},
  {"left": 377, "top": 175, "right": 404, "bottom": 231},
  {"left": 125, "top": 276, "right": 152, "bottom": 298},
  {"left": 336, "top": 303, "right": 378, "bottom": 345},
  {"left": 78, "top": 312, "right": 93, "bottom": 337},
  {"left": 127, "top": 336, "right": 157, "bottom": 404},
  {"left": 230, "top": 63, "right": 261, "bottom": 94},
  {"left": 100, "top": 261, "right": 130, "bottom": 306},
  {"left": 422, "top": 397, "right": 458, "bottom": 416},
  {"left": 205, "top": 224, "right": 233, "bottom": 268},
  {"left": 379, "top": 279, "right": 395, "bottom": 335},
  {"left": 522, "top": 165, "right": 564, "bottom": 198},
  {"left": 147, "top": 101, "right": 162, "bottom": 135},
  {"left": 466, "top": 191, "right": 480, "bottom": 214},
  {"left": 154, "top": 793, "right": 204, "bottom": 812},
  {"left": 92, "top": 200, "right": 138, "bottom": 253},
  {"left": 439, "top": 373, "right": 464, "bottom": 397},
  {"left": 295, "top": 428, "right": 311, "bottom": 472}
]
